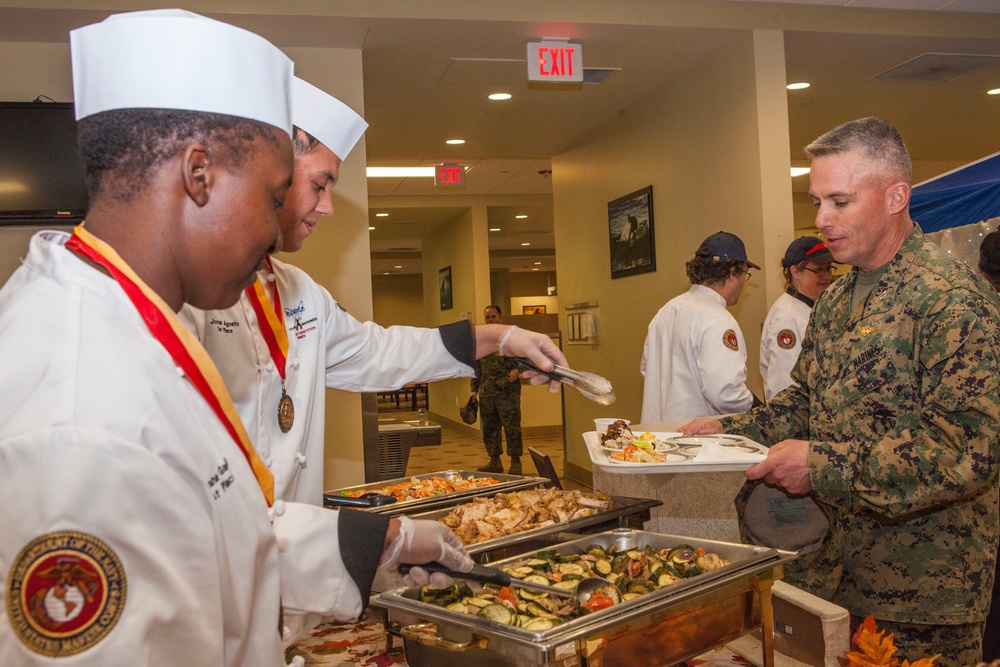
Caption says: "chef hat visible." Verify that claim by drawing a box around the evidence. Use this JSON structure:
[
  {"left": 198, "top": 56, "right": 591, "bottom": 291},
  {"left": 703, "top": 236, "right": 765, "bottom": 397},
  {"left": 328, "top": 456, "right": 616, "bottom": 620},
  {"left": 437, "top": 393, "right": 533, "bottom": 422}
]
[
  {"left": 292, "top": 77, "right": 368, "bottom": 160},
  {"left": 70, "top": 9, "right": 293, "bottom": 135}
]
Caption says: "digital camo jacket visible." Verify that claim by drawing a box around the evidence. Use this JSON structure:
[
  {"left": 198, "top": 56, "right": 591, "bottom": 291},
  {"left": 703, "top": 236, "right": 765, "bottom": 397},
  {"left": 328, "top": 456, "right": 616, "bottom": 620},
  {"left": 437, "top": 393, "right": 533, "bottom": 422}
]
[{"left": 723, "top": 226, "right": 1000, "bottom": 624}]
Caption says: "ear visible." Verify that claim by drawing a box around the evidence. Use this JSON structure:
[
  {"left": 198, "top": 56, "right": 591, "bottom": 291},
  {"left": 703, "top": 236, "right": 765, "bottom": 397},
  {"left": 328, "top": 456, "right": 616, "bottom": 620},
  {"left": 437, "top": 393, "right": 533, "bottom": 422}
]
[
  {"left": 181, "top": 144, "right": 213, "bottom": 208},
  {"left": 885, "top": 181, "right": 910, "bottom": 216}
]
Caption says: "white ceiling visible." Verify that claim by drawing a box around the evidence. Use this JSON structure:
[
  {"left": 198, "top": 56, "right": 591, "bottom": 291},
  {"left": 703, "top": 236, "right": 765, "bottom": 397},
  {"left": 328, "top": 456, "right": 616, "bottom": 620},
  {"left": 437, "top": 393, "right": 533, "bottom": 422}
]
[{"left": 3, "top": 1, "right": 1000, "bottom": 274}]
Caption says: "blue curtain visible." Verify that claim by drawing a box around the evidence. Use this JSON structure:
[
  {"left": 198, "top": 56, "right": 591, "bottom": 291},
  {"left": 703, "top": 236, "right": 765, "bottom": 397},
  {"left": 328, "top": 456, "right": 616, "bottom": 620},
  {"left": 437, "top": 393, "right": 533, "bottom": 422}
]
[{"left": 910, "top": 153, "right": 1000, "bottom": 233}]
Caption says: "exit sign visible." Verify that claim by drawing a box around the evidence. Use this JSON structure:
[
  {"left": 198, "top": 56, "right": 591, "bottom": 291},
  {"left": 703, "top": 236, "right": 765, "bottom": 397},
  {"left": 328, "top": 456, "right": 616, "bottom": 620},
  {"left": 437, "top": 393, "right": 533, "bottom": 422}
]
[
  {"left": 435, "top": 163, "right": 466, "bottom": 187},
  {"left": 527, "top": 40, "right": 583, "bottom": 83}
]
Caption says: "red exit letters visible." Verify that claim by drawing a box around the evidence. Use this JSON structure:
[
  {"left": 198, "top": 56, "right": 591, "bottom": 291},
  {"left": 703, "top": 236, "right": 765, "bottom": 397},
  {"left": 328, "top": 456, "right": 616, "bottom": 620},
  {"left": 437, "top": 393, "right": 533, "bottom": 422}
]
[{"left": 527, "top": 40, "right": 583, "bottom": 83}]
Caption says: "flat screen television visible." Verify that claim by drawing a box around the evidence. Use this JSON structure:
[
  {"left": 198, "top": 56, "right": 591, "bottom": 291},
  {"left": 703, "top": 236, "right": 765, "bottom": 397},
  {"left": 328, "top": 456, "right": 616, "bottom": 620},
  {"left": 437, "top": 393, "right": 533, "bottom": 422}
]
[{"left": 0, "top": 101, "right": 88, "bottom": 226}]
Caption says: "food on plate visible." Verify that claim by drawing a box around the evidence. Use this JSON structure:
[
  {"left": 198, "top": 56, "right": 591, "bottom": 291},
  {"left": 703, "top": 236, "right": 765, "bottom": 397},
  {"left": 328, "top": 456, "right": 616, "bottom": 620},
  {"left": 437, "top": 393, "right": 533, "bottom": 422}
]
[
  {"left": 417, "top": 542, "right": 730, "bottom": 625},
  {"left": 599, "top": 419, "right": 634, "bottom": 446},
  {"left": 439, "top": 488, "right": 613, "bottom": 545},
  {"left": 340, "top": 474, "right": 500, "bottom": 502},
  {"left": 610, "top": 443, "right": 667, "bottom": 463}
]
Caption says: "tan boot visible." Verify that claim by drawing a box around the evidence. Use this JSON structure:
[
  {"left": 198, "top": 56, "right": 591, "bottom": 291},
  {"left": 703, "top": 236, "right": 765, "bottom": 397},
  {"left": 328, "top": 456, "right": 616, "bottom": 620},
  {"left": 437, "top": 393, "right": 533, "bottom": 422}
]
[
  {"left": 477, "top": 457, "right": 503, "bottom": 473},
  {"left": 507, "top": 458, "right": 522, "bottom": 476}
]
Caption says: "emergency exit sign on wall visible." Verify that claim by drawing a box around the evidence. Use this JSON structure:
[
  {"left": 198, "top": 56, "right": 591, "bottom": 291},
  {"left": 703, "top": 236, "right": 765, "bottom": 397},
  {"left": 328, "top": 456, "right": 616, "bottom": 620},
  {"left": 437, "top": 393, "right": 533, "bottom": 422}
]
[
  {"left": 435, "top": 164, "right": 466, "bottom": 187},
  {"left": 527, "top": 39, "right": 583, "bottom": 83}
]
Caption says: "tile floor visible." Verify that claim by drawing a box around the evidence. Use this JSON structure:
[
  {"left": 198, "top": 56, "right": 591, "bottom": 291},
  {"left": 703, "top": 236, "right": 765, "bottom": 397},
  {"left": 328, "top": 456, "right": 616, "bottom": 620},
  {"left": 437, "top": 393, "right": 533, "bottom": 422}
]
[{"left": 379, "top": 406, "right": 590, "bottom": 493}]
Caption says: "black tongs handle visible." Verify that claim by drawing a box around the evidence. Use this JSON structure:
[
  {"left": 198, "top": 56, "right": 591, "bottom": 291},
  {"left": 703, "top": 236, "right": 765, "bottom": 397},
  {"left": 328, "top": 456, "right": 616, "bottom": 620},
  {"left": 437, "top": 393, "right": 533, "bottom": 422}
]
[{"left": 398, "top": 562, "right": 511, "bottom": 586}]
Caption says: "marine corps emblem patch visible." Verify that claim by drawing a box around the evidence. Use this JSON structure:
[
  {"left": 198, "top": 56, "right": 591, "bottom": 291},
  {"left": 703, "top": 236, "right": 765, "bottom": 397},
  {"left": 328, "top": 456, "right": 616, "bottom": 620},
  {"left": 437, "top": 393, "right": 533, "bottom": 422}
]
[
  {"left": 723, "top": 329, "right": 739, "bottom": 351},
  {"left": 6, "top": 531, "right": 127, "bottom": 657},
  {"left": 777, "top": 329, "right": 796, "bottom": 350}
]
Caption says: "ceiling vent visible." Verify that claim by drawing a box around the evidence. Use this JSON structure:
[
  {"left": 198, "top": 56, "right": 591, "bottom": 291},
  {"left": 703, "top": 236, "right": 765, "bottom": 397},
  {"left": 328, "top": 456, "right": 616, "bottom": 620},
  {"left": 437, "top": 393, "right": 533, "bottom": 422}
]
[
  {"left": 872, "top": 53, "right": 1000, "bottom": 82},
  {"left": 390, "top": 220, "right": 417, "bottom": 227},
  {"left": 583, "top": 68, "right": 620, "bottom": 84},
  {"left": 389, "top": 245, "right": 419, "bottom": 252}
]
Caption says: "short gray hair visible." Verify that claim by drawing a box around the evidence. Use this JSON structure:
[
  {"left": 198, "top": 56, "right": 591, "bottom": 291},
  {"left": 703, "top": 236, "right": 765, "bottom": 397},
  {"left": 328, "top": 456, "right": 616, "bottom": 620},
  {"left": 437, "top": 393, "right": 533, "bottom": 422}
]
[{"left": 804, "top": 117, "right": 912, "bottom": 185}]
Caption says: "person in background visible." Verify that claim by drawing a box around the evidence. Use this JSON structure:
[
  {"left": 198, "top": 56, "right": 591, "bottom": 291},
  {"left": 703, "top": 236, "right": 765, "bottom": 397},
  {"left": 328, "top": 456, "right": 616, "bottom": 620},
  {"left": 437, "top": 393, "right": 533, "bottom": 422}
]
[
  {"left": 0, "top": 11, "right": 471, "bottom": 666},
  {"left": 759, "top": 236, "right": 835, "bottom": 402},
  {"left": 640, "top": 231, "right": 760, "bottom": 423},
  {"left": 183, "top": 79, "right": 566, "bottom": 642},
  {"left": 978, "top": 228, "right": 1000, "bottom": 662},
  {"left": 471, "top": 305, "right": 523, "bottom": 474},
  {"left": 682, "top": 117, "right": 1000, "bottom": 667}
]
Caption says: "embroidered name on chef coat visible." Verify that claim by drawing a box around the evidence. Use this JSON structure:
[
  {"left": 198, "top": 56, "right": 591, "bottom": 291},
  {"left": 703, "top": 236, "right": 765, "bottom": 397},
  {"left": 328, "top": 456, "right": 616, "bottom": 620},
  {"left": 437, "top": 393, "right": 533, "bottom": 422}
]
[{"left": 6, "top": 531, "right": 127, "bottom": 657}]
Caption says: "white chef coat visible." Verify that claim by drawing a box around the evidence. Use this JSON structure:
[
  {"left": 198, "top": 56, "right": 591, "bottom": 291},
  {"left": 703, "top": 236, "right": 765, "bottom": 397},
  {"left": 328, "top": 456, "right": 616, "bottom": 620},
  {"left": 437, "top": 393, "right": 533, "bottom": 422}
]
[
  {"left": 0, "top": 232, "right": 359, "bottom": 666},
  {"left": 182, "top": 256, "right": 473, "bottom": 507},
  {"left": 759, "top": 289, "right": 812, "bottom": 403},
  {"left": 640, "top": 284, "right": 754, "bottom": 423}
]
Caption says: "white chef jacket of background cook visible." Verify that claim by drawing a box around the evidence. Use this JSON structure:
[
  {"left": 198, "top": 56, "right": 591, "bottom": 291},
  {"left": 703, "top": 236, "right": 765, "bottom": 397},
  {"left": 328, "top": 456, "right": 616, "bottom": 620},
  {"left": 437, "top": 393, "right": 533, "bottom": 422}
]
[
  {"left": 640, "top": 284, "right": 754, "bottom": 423},
  {"left": 0, "top": 232, "right": 360, "bottom": 666},
  {"left": 759, "top": 291, "right": 811, "bottom": 403},
  {"left": 183, "top": 256, "right": 473, "bottom": 507}
]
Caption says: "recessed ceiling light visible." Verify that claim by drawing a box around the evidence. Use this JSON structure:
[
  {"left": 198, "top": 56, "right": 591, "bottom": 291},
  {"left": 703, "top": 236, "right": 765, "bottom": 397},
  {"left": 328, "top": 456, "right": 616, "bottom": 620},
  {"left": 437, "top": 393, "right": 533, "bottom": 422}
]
[
  {"left": 367, "top": 167, "right": 435, "bottom": 178},
  {"left": 375, "top": 212, "right": 389, "bottom": 217},
  {"left": 790, "top": 167, "right": 811, "bottom": 177},
  {"left": 394, "top": 265, "right": 402, "bottom": 269},
  {"left": 534, "top": 262, "right": 542, "bottom": 265},
  {"left": 521, "top": 242, "right": 530, "bottom": 246},
  {"left": 786, "top": 82, "right": 810, "bottom": 90},
  {"left": 383, "top": 272, "right": 390, "bottom": 275},
  {"left": 489, "top": 228, "right": 501, "bottom": 232},
  {"left": 532, "top": 268, "right": 539, "bottom": 271},
  {"left": 515, "top": 214, "right": 528, "bottom": 219},
  {"left": 368, "top": 226, "right": 376, "bottom": 230},
  {"left": 446, "top": 139, "right": 466, "bottom": 145},
  {"left": 989, "top": 88, "right": 1000, "bottom": 95},
  {"left": 488, "top": 93, "right": 512, "bottom": 101}
]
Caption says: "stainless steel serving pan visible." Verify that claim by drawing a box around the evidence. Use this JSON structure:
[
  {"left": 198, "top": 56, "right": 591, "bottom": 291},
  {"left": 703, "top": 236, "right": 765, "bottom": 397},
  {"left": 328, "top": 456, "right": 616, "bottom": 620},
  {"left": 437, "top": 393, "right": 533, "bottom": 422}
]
[
  {"left": 376, "top": 529, "right": 796, "bottom": 667},
  {"left": 405, "top": 495, "right": 662, "bottom": 563},
  {"left": 323, "top": 469, "right": 549, "bottom": 515}
]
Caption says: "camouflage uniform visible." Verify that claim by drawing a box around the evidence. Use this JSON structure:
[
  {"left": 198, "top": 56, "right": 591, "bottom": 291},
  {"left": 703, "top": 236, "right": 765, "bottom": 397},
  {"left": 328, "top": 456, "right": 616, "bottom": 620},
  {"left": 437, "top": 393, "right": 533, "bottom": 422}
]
[
  {"left": 472, "top": 353, "right": 522, "bottom": 459},
  {"left": 723, "top": 227, "right": 1000, "bottom": 664}
]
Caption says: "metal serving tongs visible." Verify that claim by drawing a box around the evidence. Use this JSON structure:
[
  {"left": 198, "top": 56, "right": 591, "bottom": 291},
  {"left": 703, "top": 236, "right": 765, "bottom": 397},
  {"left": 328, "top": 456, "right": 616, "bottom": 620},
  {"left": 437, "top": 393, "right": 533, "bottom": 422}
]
[{"left": 514, "top": 357, "right": 616, "bottom": 405}]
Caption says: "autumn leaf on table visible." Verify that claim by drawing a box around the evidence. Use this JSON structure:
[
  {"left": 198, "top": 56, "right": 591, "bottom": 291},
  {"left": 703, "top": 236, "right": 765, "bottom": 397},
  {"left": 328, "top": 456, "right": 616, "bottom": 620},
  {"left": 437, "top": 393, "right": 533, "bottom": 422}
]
[{"left": 843, "top": 616, "right": 899, "bottom": 667}]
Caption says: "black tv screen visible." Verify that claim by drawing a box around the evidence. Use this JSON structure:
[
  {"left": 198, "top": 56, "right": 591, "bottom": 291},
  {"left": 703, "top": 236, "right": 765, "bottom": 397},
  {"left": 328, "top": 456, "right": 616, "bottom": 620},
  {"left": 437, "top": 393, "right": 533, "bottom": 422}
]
[{"left": 0, "top": 101, "right": 88, "bottom": 225}]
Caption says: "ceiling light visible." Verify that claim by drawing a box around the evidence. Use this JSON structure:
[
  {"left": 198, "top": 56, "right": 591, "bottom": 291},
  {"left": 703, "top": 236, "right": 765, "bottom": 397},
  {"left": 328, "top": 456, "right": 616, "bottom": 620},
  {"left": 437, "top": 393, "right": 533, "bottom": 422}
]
[
  {"left": 383, "top": 272, "right": 390, "bottom": 275},
  {"left": 489, "top": 228, "right": 501, "bottom": 232},
  {"left": 515, "top": 214, "right": 528, "bottom": 219},
  {"left": 488, "top": 93, "right": 512, "bottom": 101},
  {"left": 445, "top": 139, "right": 465, "bottom": 145},
  {"left": 989, "top": 88, "right": 1000, "bottom": 95},
  {"left": 394, "top": 265, "right": 402, "bottom": 269},
  {"left": 534, "top": 262, "right": 542, "bottom": 265},
  {"left": 521, "top": 242, "right": 531, "bottom": 246},
  {"left": 368, "top": 226, "right": 376, "bottom": 231},
  {"left": 532, "top": 268, "right": 539, "bottom": 271},
  {"left": 790, "top": 167, "right": 811, "bottom": 177},
  {"left": 786, "top": 82, "right": 810, "bottom": 90},
  {"left": 367, "top": 167, "right": 435, "bottom": 178},
  {"left": 375, "top": 212, "right": 389, "bottom": 217}
]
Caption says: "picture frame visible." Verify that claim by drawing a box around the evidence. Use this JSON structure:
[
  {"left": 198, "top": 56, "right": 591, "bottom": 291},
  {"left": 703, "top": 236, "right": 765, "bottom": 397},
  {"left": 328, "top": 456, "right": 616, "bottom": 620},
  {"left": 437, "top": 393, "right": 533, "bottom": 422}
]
[
  {"left": 522, "top": 305, "right": 546, "bottom": 315},
  {"left": 608, "top": 185, "right": 656, "bottom": 279},
  {"left": 438, "top": 266, "right": 453, "bottom": 310}
]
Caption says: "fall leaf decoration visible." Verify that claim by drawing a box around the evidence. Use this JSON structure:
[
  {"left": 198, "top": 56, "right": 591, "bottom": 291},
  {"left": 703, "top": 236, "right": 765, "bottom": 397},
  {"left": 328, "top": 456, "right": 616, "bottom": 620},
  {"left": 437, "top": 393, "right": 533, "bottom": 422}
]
[{"left": 841, "top": 616, "right": 940, "bottom": 667}]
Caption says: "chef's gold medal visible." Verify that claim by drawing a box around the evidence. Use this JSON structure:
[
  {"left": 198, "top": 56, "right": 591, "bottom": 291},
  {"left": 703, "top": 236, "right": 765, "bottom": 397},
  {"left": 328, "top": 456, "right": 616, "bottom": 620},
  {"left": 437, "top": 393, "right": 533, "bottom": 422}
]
[{"left": 246, "top": 257, "right": 293, "bottom": 432}]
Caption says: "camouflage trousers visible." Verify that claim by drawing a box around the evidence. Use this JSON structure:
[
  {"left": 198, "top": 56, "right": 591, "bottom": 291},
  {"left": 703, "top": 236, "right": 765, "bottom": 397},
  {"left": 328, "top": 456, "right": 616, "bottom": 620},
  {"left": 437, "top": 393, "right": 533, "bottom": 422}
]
[
  {"left": 479, "top": 391, "right": 522, "bottom": 459},
  {"left": 849, "top": 615, "right": 984, "bottom": 667}
]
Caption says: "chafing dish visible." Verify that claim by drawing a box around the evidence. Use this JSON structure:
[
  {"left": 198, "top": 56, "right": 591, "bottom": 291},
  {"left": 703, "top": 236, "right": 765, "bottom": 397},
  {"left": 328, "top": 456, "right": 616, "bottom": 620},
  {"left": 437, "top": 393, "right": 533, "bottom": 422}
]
[
  {"left": 376, "top": 529, "right": 795, "bottom": 667},
  {"left": 407, "top": 495, "right": 662, "bottom": 563},
  {"left": 323, "top": 470, "right": 548, "bottom": 515}
]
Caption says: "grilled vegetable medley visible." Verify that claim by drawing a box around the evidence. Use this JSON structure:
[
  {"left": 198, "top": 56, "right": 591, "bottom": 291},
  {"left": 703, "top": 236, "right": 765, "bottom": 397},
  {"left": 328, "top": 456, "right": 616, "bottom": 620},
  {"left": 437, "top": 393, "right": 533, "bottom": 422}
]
[{"left": 418, "top": 542, "right": 729, "bottom": 628}]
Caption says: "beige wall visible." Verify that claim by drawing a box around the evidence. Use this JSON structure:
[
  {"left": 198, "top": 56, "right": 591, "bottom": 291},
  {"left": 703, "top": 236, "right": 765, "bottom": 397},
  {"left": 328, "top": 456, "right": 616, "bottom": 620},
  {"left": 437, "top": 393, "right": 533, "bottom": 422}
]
[
  {"left": 372, "top": 274, "right": 426, "bottom": 327},
  {"left": 553, "top": 32, "right": 794, "bottom": 480}
]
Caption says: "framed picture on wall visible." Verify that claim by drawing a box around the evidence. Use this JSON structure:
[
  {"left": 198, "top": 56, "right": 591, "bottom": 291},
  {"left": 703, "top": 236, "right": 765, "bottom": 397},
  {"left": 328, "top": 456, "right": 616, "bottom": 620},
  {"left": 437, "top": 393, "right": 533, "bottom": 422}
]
[
  {"left": 608, "top": 185, "right": 656, "bottom": 279},
  {"left": 438, "top": 266, "right": 453, "bottom": 310},
  {"left": 522, "top": 305, "right": 546, "bottom": 315}
]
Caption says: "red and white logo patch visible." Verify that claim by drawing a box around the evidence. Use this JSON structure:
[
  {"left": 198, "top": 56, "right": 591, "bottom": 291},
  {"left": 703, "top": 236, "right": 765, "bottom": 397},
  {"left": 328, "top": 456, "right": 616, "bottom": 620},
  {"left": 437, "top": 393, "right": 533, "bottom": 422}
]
[
  {"left": 6, "top": 531, "right": 127, "bottom": 657},
  {"left": 777, "top": 329, "right": 797, "bottom": 350},
  {"left": 723, "top": 329, "right": 739, "bottom": 351}
]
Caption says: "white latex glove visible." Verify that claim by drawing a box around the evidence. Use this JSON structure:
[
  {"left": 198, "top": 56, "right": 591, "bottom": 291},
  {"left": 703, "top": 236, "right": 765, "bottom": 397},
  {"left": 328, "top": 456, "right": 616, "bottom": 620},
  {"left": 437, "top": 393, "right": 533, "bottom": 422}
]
[
  {"left": 378, "top": 517, "right": 474, "bottom": 588},
  {"left": 499, "top": 326, "right": 567, "bottom": 391}
]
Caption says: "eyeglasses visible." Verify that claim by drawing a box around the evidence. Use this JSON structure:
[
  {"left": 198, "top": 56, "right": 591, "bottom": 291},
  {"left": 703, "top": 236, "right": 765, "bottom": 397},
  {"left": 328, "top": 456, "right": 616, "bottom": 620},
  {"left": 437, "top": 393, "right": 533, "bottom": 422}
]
[
  {"left": 743, "top": 270, "right": 753, "bottom": 281},
  {"left": 801, "top": 266, "right": 836, "bottom": 276}
]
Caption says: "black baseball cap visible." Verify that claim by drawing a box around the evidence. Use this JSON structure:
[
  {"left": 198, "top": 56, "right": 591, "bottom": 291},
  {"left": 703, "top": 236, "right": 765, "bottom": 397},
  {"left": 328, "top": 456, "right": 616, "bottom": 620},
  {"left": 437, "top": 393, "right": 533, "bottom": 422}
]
[
  {"left": 782, "top": 236, "right": 834, "bottom": 268},
  {"left": 980, "top": 230, "right": 1000, "bottom": 275},
  {"left": 697, "top": 231, "right": 760, "bottom": 270}
]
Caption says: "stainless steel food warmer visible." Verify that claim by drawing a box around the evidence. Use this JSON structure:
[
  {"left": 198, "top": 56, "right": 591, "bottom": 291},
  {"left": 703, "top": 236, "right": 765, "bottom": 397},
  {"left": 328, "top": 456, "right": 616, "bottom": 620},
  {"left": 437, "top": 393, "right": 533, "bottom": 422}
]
[
  {"left": 322, "top": 469, "right": 548, "bottom": 515},
  {"left": 375, "top": 529, "right": 795, "bottom": 667}
]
